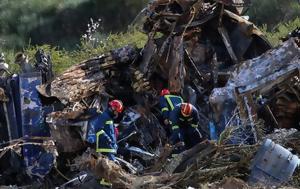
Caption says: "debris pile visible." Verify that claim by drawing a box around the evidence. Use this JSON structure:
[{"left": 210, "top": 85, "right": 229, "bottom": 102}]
[{"left": 0, "top": 0, "right": 300, "bottom": 188}]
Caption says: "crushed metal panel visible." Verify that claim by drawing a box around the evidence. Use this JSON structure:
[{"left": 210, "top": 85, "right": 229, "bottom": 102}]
[
  {"left": 237, "top": 67, "right": 300, "bottom": 95},
  {"left": 19, "top": 72, "right": 55, "bottom": 178},
  {"left": 211, "top": 38, "right": 300, "bottom": 105},
  {"left": 230, "top": 38, "right": 300, "bottom": 93},
  {"left": 20, "top": 72, "right": 46, "bottom": 136},
  {"left": 37, "top": 45, "right": 138, "bottom": 104},
  {"left": 249, "top": 139, "right": 300, "bottom": 186},
  {"left": 210, "top": 38, "right": 300, "bottom": 131}
]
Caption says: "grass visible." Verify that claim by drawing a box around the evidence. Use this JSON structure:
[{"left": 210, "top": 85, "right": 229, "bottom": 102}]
[
  {"left": 2, "top": 30, "right": 147, "bottom": 75},
  {"left": 261, "top": 17, "right": 300, "bottom": 46}
]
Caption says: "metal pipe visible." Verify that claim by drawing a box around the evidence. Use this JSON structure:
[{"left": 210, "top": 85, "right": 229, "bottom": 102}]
[{"left": 2, "top": 102, "right": 12, "bottom": 141}]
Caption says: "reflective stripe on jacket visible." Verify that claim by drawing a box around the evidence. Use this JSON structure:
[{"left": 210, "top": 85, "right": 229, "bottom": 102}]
[
  {"left": 93, "top": 109, "right": 117, "bottom": 153},
  {"left": 159, "top": 95, "right": 183, "bottom": 120}
]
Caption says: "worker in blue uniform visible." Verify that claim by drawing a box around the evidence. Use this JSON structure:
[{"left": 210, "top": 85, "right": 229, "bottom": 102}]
[
  {"left": 88, "top": 99, "right": 124, "bottom": 188},
  {"left": 169, "top": 103, "right": 203, "bottom": 150},
  {"left": 94, "top": 100, "right": 123, "bottom": 160},
  {"left": 159, "top": 89, "right": 183, "bottom": 142}
]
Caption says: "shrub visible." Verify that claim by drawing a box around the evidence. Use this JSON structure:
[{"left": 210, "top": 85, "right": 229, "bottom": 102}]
[
  {"left": 261, "top": 17, "right": 300, "bottom": 46},
  {"left": 2, "top": 30, "right": 147, "bottom": 75}
]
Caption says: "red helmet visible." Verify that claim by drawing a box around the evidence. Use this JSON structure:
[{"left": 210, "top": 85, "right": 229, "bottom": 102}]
[
  {"left": 109, "top": 100, "right": 124, "bottom": 113},
  {"left": 160, "top": 89, "right": 170, "bottom": 96},
  {"left": 181, "top": 103, "right": 193, "bottom": 117}
]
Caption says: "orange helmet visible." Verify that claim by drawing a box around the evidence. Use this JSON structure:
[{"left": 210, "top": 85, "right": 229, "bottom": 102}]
[
  {"left": 181, "top": 103, "right": 193, "bottom": 117},
  {"left": 109, "top": 100, "right": 124, "bottom": 113},
  {"left": 160, "top": 89, "right": 170, "bottom": 96}
]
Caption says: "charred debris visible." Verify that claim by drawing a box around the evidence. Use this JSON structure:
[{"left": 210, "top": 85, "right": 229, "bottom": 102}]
[{"left": 0, "top": 0, "right": 300, "bottom": 188}]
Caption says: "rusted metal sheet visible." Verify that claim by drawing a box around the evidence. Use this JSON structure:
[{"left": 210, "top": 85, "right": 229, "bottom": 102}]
[{"left": 37, "top": 45, "right": 138, "bottom": 104}]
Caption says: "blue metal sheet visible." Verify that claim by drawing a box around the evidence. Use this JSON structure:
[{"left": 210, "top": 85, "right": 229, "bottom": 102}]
[
  {"left": 19, "top": 72, "right": 54, "bottom": 178},
  {"left": 19, "top": 72, "right": 44, "bottom": 136}
]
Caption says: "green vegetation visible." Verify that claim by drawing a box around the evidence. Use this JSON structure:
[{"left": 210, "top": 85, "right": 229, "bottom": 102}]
[
  {"left": 248, "top": 0, "right": 300, "bottom": 30},
  {"left": 247, "top": 0, "right": 300, "bottom": 46},
  {"left": 23, "top": 30, "right": 146, "bottom": 74},
  {"left": 261, "top": 17, "right": 300, "bottom": 46}
]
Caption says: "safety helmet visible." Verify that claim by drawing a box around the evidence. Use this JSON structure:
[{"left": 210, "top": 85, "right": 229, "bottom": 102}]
[
  {"left": 109, "top": 100, "right": 124, "bottom": 113},
  {"left": 160, "top": 89, "right": 170, "bottom": 96},
  {"left": 181, "top": 103, "right": 193, "bottom": 117}
]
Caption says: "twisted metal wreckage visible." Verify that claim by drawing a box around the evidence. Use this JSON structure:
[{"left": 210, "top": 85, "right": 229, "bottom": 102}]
[{"left": 0, "top": 0, "right": 300, "bottom": 188}]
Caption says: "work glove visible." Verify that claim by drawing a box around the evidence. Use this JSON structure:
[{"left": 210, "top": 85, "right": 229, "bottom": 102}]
[{"left": 164, "top": 119, "right": 170, "bottom": 126}]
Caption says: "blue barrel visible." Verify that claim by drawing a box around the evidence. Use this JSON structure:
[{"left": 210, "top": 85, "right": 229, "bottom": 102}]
[{"left": 249, "top": 139, "right": 300, "bottom": 186}]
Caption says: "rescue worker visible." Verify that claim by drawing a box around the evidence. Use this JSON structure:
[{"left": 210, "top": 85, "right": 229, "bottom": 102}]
[
  {"left": 92, "top": 99, "right": 124, "bottom": 188},
  {"left": 169, "top": 102, "right": 203, "bottom": 150},
  {"left": 159, "top": 89, "right": 183, "bottom": 142}
]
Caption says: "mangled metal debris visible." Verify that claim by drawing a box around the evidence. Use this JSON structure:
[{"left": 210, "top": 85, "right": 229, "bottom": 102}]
[
  {"left": 0, "top": 0, "right": 300, "bottom": 188},
  {"left": 249, "top": 139, "right": 300, "bottom": 186},
  {"left": 37, "top": 45, "right": 138, "bottom": 105},
  {"left": 210, "top": 37, "right": 300, "bottom": 133}
]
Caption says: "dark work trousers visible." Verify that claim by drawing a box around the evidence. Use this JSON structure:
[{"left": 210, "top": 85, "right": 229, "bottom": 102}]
[{"left": 179, "top": 127, "right": 202, "bottom": 150}]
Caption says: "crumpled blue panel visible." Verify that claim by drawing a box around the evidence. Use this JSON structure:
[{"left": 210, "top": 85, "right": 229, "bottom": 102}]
[{"left": 19, "top": 72, "right": 55, "bottom": 178}]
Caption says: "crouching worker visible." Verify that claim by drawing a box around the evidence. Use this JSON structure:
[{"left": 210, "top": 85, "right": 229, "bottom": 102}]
[
  {"left": 92, "top": 99, "right": 124, "bottom": 188},
  {"left": 169, "top": 103, "right": 203, "bottom": 150},
  {"left": 159, "top": 88, "right": 183, "bottom": 141}
]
